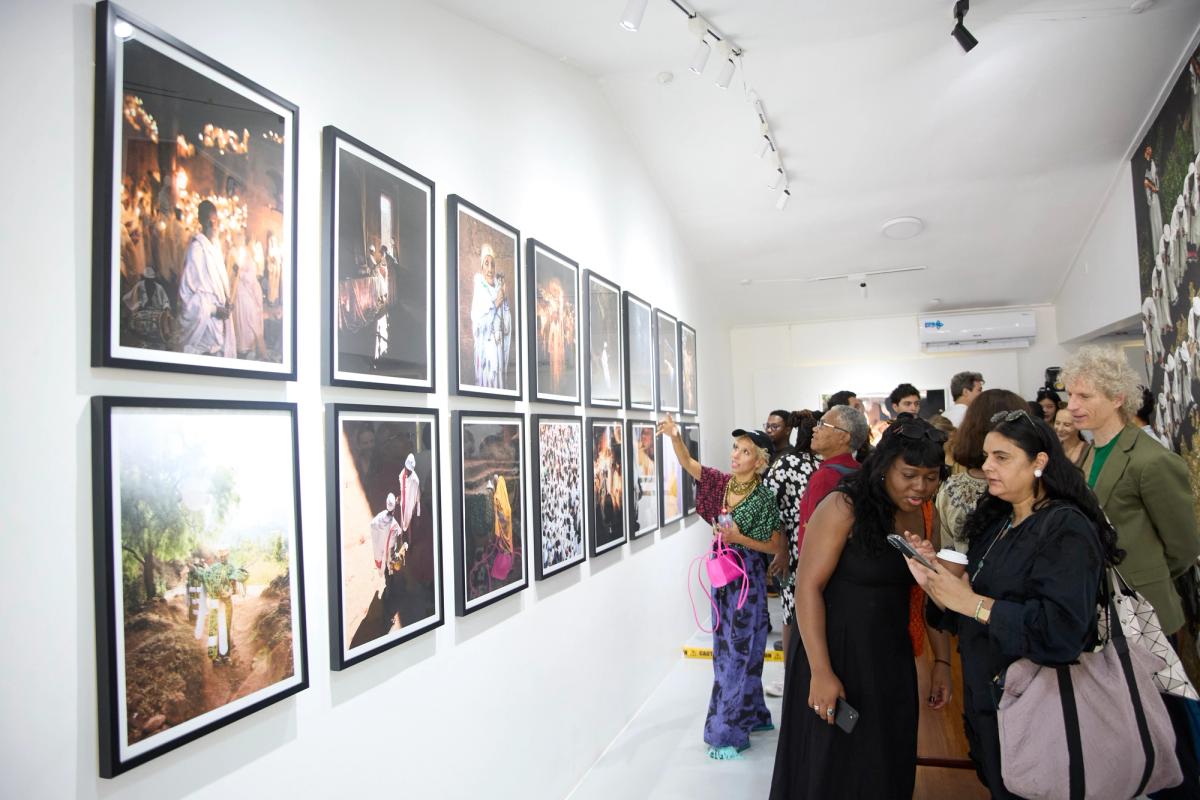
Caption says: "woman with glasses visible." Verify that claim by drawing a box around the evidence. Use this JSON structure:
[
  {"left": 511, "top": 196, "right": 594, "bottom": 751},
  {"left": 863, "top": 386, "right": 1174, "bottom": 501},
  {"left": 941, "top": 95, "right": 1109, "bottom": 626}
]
[
  {"left": 904, "top": 409, "right": 1123, "bottom": 799},
  {"left": 936, "top": 389, "right": 1030, "bottom": 554},
  {"left": 770, "top": 414, "right": 953, "bottom": 799}
]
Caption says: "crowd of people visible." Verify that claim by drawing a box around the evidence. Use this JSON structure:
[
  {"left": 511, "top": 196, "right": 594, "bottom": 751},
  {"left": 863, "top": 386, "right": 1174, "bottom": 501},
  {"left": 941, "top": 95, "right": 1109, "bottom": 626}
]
[
  {"left": 537, "top": 422, "right": 584, "bottom": 569},
  {"left": 672, "top": 347, "right": 1200, "bottom": 799}
]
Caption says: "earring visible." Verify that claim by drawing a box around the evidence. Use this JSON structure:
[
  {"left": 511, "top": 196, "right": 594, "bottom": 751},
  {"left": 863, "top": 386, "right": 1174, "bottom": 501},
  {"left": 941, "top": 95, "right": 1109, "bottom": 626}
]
[{"left": 1034, "top": 468, "right": 1043, "bottom": 478}]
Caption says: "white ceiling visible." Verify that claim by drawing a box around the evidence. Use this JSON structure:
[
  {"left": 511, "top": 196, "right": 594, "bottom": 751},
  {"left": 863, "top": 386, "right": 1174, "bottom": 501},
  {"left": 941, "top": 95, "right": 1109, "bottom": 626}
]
[{"left": 428, "top": 0, "right": 1200, "bottom": 325}]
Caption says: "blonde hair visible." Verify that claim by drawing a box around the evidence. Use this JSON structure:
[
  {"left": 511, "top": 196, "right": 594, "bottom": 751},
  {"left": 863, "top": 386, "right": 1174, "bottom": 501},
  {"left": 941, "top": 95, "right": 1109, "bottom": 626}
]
[
  {"left": 754, "top": 445, "right": 770, "bottom": 474},
  {"left": 1060, "top": 346, "right": 1140, "bottom": 420}
]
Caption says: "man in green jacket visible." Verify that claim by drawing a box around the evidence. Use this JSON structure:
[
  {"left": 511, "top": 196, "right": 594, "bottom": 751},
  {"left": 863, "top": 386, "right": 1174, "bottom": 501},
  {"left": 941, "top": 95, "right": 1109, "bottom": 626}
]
[{"left": 1065, "top": 345, "right": 1200, "bottom": 796}]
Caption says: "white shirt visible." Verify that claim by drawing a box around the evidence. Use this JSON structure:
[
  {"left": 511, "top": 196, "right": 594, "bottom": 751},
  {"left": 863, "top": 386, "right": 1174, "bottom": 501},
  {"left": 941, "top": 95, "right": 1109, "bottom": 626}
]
[{"left": 944, "top": 402, "right": 968, "bottom": 427}]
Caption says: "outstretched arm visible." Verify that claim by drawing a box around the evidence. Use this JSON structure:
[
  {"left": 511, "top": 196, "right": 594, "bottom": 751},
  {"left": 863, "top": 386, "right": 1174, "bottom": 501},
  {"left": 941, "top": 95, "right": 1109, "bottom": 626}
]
[{"left": 656, "top": 414, "right": 701, "bottom": 480}]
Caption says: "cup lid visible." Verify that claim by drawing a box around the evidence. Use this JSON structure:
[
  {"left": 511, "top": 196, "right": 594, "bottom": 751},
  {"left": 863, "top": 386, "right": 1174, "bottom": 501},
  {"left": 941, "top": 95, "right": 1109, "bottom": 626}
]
[{"left": 936, "top": 548, "right": 969, "bottom": 565}]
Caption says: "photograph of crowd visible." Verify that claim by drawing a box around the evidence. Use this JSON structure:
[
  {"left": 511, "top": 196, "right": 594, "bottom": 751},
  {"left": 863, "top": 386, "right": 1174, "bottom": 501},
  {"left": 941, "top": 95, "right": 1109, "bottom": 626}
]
[
  {"left": 330, "top": 407, "right": 441, "bottom": 669},
  {"left": 627, "top": 421, "right": 659, "bottom": 538},
  {"left": 656, "top": 309, "right": 680, "bottom": 412},
  {"left": 529, "top": 241, "right": 579, "bottom": 403},
  {"left": 680, "top": 322, "right": 698, "bottom": 415},
  {"left": 453, "top": 413, "right": 527, "bottom": 614},
  {"left": 1132, "top": 43, "right": 1200, "bottom": 487},
  {"left": 532, "top": 417, "right": 586, "bottom": 579},
  {"left": 681, "top": 423, "right": 700, "bottom": 515},
  {"left": 588, "top": 420, "right": 626, "bottom": 555},
  {"left": 95, "top": 13, "right": 295, "bottom": 378},
  {"left": 659, "top": 425, "right": 685, "bottom": 526},
  {"left": 326, "top": 129, "right": 433, "bottom": 391},
  {"left": 93, "top": 398, "right": 305, "bottom": 776},
  {"left": 585, "top": 271, "right": 623, "bottom": 407},
  {"left": 625, "top": 292, "right": 656, "bottom": 410},
  {"left": 450, "top": 197, "right": 521, "bottom": 398}
]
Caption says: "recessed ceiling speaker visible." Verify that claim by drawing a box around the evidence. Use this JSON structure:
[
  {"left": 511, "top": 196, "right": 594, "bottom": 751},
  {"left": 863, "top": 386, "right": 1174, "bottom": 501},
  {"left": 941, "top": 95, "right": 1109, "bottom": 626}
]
[{"left": 881, "top": 217, "right": 924, "bottom": 240}]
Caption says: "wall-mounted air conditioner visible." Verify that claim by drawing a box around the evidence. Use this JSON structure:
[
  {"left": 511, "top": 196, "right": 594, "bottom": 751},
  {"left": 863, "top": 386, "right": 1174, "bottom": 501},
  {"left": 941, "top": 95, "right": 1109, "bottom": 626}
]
[{"left": 917, "top": 310, "right": 1036, "bottom": 352}]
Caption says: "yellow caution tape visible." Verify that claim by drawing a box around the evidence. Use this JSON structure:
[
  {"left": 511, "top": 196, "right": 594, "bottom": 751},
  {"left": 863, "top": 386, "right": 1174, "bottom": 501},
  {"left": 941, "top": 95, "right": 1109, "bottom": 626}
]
[{"left": 683, "top": 646, "right": 784, "bottom": 662}]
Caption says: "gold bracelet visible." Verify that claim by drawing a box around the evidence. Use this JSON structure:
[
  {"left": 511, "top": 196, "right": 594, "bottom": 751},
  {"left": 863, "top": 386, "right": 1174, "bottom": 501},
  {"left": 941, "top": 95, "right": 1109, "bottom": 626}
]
[{"left": 972, "top": 599, "right": 985, "bottom": 622}]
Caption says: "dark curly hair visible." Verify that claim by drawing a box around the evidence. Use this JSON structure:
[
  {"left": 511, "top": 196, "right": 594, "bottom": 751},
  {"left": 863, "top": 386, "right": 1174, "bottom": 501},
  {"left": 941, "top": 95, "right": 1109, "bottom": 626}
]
[
  {"left": 790, "top": 409, "right": 822, "bottom": 453},
  {"left": 961, "top": 413, "right": 1123, "bottom": 566},
  {"left": 840, "top": 413, "right": 948, "bottom": 555}
]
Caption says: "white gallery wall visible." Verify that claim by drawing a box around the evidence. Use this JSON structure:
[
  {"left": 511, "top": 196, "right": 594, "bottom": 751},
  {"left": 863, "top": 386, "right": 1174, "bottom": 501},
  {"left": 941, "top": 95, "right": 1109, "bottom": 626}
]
[
  {"left": 730, "top": 305, "right": 1073, "bottom": 424},
  {"left": 0, "top": 1, "right": 733, "bottom": 797}
]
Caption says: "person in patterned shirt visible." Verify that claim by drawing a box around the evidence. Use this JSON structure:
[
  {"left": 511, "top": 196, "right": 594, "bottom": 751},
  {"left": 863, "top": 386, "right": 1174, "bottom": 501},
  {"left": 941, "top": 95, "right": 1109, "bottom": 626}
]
[{"left": 658, "top": 414, "right": 783, "bottom": 761}]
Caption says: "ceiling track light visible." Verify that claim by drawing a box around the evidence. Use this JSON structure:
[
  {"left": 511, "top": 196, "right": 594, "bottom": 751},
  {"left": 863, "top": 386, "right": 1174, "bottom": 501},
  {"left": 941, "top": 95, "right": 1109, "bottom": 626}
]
[
  {"left": 768, "top": 168, "right": 785, "bottom": 190},
  {"left": 776, "top": 188, "right": 791, "bottom": 211},
  {"left": 714, "top": 41, "right": 735, "bottom": 88},
  {"left": 619, "top": 0, "right": 648, "bottom": 32},
  {"left": 689, "top": 39, "right": 710, "bottom": 74},
  {"left": 951, "top": 0, "right": 978, "bottom": 52}
]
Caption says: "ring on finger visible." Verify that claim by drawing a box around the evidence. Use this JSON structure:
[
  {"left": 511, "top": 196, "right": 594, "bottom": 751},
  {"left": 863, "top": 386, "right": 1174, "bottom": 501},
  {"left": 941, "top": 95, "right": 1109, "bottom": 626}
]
[
  {"left": 812, "top": 703, "right": 820, "bottom": 713},
  {"left": 826, "top": 707, "right": 835, "bottom": 716}
]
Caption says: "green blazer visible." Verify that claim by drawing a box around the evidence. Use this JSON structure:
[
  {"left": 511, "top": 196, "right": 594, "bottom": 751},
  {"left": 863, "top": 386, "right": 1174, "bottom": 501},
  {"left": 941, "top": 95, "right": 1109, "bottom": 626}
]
[{"left": 1084, "top": 424, "right": 1199, "bottom": 635}]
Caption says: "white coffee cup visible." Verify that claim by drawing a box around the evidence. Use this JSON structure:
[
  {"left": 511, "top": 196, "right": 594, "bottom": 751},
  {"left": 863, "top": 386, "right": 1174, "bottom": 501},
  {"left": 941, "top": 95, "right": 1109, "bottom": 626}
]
[{"left": 936, "top": 548, "right": 969, "bottom": 578}]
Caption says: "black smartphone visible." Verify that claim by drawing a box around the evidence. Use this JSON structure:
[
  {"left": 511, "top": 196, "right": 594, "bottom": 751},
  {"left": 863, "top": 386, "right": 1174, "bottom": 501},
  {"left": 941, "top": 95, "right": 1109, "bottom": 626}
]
[
  {"left": 834, "top": 698, "right": 859, "bottom": 734},
  {"left": 886, "top": 533, "right": 936, "bottom": 570}
]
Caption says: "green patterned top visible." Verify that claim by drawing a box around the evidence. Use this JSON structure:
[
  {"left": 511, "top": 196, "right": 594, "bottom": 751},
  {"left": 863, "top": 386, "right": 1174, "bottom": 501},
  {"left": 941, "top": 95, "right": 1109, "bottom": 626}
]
[{"left": 697, "top": 466, "right": 782, "bottom": 542}]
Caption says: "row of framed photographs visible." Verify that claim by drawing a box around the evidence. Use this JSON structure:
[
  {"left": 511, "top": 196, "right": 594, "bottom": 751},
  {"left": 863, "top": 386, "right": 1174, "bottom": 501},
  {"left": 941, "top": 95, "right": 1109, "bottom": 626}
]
[
  {"left": 92, "top": 1, "right": 699, "bottom": 414},
  {"left": 91, "top": 395, "right": 699, "bottom": 777}
]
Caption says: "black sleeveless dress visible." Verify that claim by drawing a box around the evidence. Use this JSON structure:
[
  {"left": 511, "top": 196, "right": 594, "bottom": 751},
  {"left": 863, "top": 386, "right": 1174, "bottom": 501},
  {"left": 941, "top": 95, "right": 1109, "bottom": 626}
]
[{"left": 769, "top": 534, "right": 918, "bottom": 799}]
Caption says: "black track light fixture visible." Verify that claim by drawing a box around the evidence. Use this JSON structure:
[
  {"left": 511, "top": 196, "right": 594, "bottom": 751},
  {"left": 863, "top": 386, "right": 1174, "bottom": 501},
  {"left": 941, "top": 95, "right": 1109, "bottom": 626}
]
[{"left": 952, "top": 0, "right": 978, "bottom": 53}]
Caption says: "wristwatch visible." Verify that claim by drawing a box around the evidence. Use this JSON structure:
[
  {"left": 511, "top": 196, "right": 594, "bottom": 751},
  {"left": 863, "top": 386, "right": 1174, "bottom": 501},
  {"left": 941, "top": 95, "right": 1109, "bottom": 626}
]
[{"left": 973, "top": 598, "right": 991, "bottom": 624}]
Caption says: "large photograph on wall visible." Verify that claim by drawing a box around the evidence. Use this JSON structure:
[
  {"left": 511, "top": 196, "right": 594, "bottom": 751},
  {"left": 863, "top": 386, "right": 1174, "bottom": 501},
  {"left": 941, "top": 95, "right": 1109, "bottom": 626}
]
[
  {"left": 583, "top": 271, "right": 623, "bottom": 408},
  {"left": 92, "top": 2, "right": 297, "bottom": 380},
  {"left": 532, "top": 415, "right": 586, "bottom": 579},
  {"left": 448, "top": 196, "right": 521, "bottom": 399},
  {"left": 680, "top": 322, "right": 698, "bottom": 416},
  {"left": 91, "top": 397, "right": 306, "bottom": 777},
  {"left": 587, "top": 419, "right": 626, "bottom": 555},
  {"left": 1132, "top": 44, "right": 1200, "bottom": 467},
  {"left": 527, "top": 240, "right": 580, "bottom": 404},
  {"left": 682, "top": 423, "right": 700, "bottom": 516},
  {"left": 323, "top": 128, "right": 434, "bottom": 392},
  {"left": 655, "top": 309, "right": 680, "bottom": 413},
  {"left": 659, "top": 427, "right": 685, "bottom": 526},
  {"left": 627, "top": 420, "right": 659, "bottom": 538},
  {"left": 452, "top": 412, "right": 527, "bottom": 614},
  {"left": 624, "top": 291, "right": 655, "bottom": 410},
  {"left": 327, "top": 405, "right": 441, "bottom": 670}
]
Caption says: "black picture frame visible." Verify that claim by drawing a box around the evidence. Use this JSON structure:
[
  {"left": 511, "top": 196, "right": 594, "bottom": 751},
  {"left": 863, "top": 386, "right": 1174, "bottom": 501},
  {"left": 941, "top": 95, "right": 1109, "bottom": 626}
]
[
  {"left": 626, "top": 419, "right": 660, "bottom": 539},
  {"left": 91, "top": 396, "right": 307, "bottom": 778},
  {"left": 323, "top": 127, "right": 435, "bottom": 393},
  {"left": 655, "top": 309, "right": 680, "bottom": 413},
  {"left": 451, "top": 411, "right": 528, "bottom": 615},
  {"left": 682, "top": 423, "right": 700, "bottom": 516},
  {"left": 623, "top": 291, "right": 655, "bottom": 411},
  {"left": 679, "top": 321, "right": 698, "bottom": 416},
  {"left": 526, "top": 240, "right": 580, "bottom": 404},
  {"left": 92, "top": 2, "right": 298, "bottom": 380},
  {"left": 582, "top": 271, "right": 623, "bottom": 408},
  {"left": 531, "top": 414, "right": 587, "bottom": 579},
  {"left": 586, "top": 417, "right": 627, "bottom": 556},
  {"left": 326, "top": 404, "right": 443, "bottom": 671},
  {"left": 447, "top": 195, "right": 522, "bottom": 399},
  {"left": 659, "top": 427, "right": 686, "bottom": 526}
]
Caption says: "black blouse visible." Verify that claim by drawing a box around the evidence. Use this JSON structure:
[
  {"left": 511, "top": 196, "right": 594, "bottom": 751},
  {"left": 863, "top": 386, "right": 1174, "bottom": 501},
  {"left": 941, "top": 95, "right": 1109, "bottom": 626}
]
[{"left": 927, "top": 502, "right": 1103, "bottom": 713}]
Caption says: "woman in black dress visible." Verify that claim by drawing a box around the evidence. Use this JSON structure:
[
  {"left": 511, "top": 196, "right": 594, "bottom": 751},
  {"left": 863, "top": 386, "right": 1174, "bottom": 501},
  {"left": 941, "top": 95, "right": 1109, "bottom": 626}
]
[
  {"left": 769, "top": 414, "right": 954, "bottom": 799},
  {"left": 904, "top": 410, "right": 1123, "bottom": 799}
]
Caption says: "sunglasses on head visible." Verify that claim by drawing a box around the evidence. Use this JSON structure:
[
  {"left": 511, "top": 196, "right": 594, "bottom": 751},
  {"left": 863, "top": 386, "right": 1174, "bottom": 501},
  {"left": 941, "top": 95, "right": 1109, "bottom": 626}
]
[
  {"left": 885, "top": 416, "right": 947, "bottom": 444},
  {"left": 990, "top": 409, "right": 1037, "bottom": 427}
]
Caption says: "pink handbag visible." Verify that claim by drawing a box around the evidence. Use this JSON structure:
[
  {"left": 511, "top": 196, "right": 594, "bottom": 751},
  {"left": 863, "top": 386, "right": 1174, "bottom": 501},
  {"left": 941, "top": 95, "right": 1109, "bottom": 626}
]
[{"left": 689, "top": 532, "right": 748, "bottom": 634}]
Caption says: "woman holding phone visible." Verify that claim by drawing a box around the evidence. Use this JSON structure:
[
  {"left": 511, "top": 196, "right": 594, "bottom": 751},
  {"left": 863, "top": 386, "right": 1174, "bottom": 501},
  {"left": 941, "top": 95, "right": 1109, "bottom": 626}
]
[
  {"left": 770, "top": 413, "right": 953, "bottom": 799},
  {"left": 657, "top": 414, "right": 784, "bottom": 760},
  {"left": 902, "top": 410, "right": 1121, "bottom": 799}
]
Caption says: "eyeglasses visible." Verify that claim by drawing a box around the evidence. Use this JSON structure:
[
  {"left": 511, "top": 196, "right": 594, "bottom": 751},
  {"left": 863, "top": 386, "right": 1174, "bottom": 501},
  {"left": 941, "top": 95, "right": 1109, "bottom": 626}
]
[
  {"left": 763, "top": 422, "right": 785, "bottom": 431},
  {"left": 885, "top": 416, "right": 948, "bottom": 444},
  {"left": 816, "top": 420, "right": 849, "bottom": 435},
  {"left": 990, "top": 409, "right": 1037, "bottom": 427}
]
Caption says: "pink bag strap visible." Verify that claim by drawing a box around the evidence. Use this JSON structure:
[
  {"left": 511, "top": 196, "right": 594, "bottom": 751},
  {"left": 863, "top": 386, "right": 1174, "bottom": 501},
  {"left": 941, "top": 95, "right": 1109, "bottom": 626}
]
[
  {"left": 713, "top": 531, "right": 750, "bottom": 610},
  {"left": 689, "top": 551, "right": 721, "bottom": 633}
]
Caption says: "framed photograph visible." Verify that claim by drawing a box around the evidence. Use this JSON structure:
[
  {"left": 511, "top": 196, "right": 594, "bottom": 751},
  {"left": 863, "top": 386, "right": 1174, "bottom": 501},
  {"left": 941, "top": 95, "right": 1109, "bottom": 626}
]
[
  {"left": 527, "top": 240, "right": 580, "bottom": 404},
  {"left": 659, "top": 428, "right": 685, "bottom": 526},
  {"left": 627, "top": 420, "right": 659, "bottom": 538},
  {"left": 582, "top": 271, "right": 622, "bottom": 408},
  {"left": 327, "top": 404, "right": 442, "bottom": 670},
  {"left": 92, "top": 2, "right": 297, "bottom": 379},
  {"left": 323, "top": 127, "right": 434, "bottom": 392},
  {"left": 655, "top": 309, "right": 680, "bottom": 413},
  {"left": 448, "top": 196, "right": 521, "bottom": 399},
  {"left": 451, "top": 412, "right": 527, "bottom": 614},
  {"left": 679, "top": 322, "right": 698, "bottom": 416},
  {"left": 587, "top": 418, "right": 627, "bottom": 555},
  {"left": 531, "top": 415, "right": 586, "bottom": 579},
  {"left": 623, "top": 291, "right": 655, "bottom": 411},
  {"left": 681, "top": 423, "right": 700, "bottom": 516},
  {"left": 91, "top": 397, "right": 306, "bottom": 777}
]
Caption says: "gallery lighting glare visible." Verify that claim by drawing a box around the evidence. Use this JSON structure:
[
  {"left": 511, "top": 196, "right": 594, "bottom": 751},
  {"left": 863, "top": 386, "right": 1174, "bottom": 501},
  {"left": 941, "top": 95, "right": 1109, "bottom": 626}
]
[
  {"left": 619, "top": 0, "right": 648, "bottom": 32},
  {"left": 113, "top": 20, "right": 134, "bottom": 38}
]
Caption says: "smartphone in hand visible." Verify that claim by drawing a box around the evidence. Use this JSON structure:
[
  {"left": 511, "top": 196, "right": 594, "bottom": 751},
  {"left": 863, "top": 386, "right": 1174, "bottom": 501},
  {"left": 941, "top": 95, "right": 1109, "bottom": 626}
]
[
  {"left": 834, "top": 699, "right": 859, "bottom": 734},
  {"left": 886, "top": 533, "right": 936, "bottom": 570}
]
